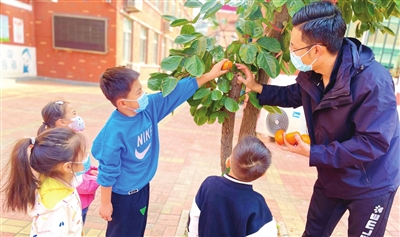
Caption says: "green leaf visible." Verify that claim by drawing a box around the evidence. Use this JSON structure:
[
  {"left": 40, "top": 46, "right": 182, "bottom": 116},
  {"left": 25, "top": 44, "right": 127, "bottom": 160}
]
[
  {"left": 162, "top": 15, "right": 177, "bottom": 21},
  {"left": 193, "top": 37, "right": 207, "bottom": 58},
  {"left": 226, "top": 72, "right": 234, "bottom": 81},
  {"left": 195, "top": 106, "right": 208, "bottom": 117},
  {"left": 161, "top": 76, "right": 178, "bottom": 97},
  {"left": 187, "top": 96, "right": 203, "bottom": 107},
  {"left": 217, "top": 78, "right": 231, "bottom": 93},
  {"left": 342, "top": 1, "right": 353, "bottom": 24},
  {"left": 207, "top": 116, "right": 217, "bottom": 124},
  {"left": 280, "top": 30, "right": 291, "bottom": 62},
  {"left": 235, "top": 18, "right": 245, "bottom": 35},
  {"left": 184, "top": 55, "right": 205, "bottom": 77},
  {"left": 352, "top": 0, "right": 366, "bottom": 14},
  {"left": 211, "top": 90, "right": 223, "bottom": 101},
  {"left": 192, "top": 13, "right": 201, "bottom": 24},
  {"left": 243, "top": 20, "right": 254, "bottom": 36},
  {"left": 190, "top": 106, "right": 197, "bottom": 116},
  {"left": 226, "top": 41, "right": 241, "bottom": 56},
  {"left": 242, "top": 0, "right": 256, "bottom": 18},
  {"left": 200, "top": 1, "right": 217, "bottom": 14},
  {"left": 252, "top": 20, "right": 264, "bottom": 39},
  {"left": 169, "top": 48, "right": 193, "bottom": 56},
  {"left": 257, "top": 37, "right": 281, "bottom": 53},
  {"left": 206, "top": 37, "right": 217, "bottom": 51},
  {"left": 288, "top": 61, "right": 296, "bottom": 75},
  {"left": 148, "top": 77, "right": 163, "bottom": 91},
  {"left": 161, "top": 56, "right": 183, "bottom": 71},
  {"left": 171, "top": 19, "right": 190, "bottom": 27},
  {"left": 224, "top": 97, "right": 239, "bottom": 113},
  {"left": 263, "top": 105, "right": 282, "bottom": 114},
  {"left": 382, "top": 26, "right": 395, "bottom": 36},
  {"left": 149, "top": 72, "right": 169, "bottom": 79},
  {"left": 203, "top": 3, "right": 223, "bottom": 19},
  {"left": 201, "top": 93, "right": 213, "bottom": 107},
  {"left": 257, "top": 51, "right": 280, "bottom": 78},
  {"left": 202, "top": 51, "right": 213, "bottom": 72},
  {"left": 175, "top": 34, "right": 197, "bottom": 45},
  {"left": 249, "top": 6, "right": 263, "bottom": 20},
  {"left": 248, "top": 92, "right": 262, "bottom": 109},
  {"left": 211, "top": 100, "right": 224, "bottom": 111},
  {"left": 239, "top": 43, "right": 258, "bottom": 64},
  {"left": 193, "top": 87, "right": 211, "bottom": 100},
  {"left": 194, "top": 115, "right": 208, "bottom": 126},
  {"left": 217, "top": 111, "right": 229, "bottom": 124},
  {"left": 272, "top": 0, "right": 287, "bottom": 8},
  {"left": 210, "top": 46, "right": 225, "bottom": 62},
  {"left": 181, "top": 25, "right": 195, "bottom": 35},
  {"left": 184, "top": 0, "right": 203, "bottom": 8},
  {"left": 286, "top": 0, "right": 304, "bottom": 17},
  {"left": 367, "top": 3, "right": 374, "bottom": 17},
  {"left": 279, "top": 56, "right": 291, "bottom": 76},
  {"left": 263, "top": 105, "right": 275, "bottom": 113},
  {"left": 373, "top": 8, "right": 383, "bottom": 22}
]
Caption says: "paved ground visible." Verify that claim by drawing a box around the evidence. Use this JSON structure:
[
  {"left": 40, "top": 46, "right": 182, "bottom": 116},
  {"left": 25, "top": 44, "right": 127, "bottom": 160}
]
[{"left": 0, "top": 78, "right": 399, "bottom": 237}]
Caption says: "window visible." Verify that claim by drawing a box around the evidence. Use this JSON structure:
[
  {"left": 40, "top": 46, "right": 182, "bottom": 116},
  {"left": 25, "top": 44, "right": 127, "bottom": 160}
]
[
  {"left": 123, "top": 18, "right": 132, "bottom": 62},
  {"left": 53, "top": 14, "right": 107, "bottom": 54},
  {"left": 139, "top": 26, "right": 148, "bottom": 63},
  {"left": 161, "top": 37, "right": 166, "bottom": 62},
  {"left": 153, "top": 32, "right": 159, "bottom": 64},
  {"left": 171, "top": 1, "right": 176, "bottom": 17},
  {"left": 163, "top": 1, "right": 169, "bottom": 15},
  {"left": 154, "top": 0, "right": 160, "bottom": 10}
]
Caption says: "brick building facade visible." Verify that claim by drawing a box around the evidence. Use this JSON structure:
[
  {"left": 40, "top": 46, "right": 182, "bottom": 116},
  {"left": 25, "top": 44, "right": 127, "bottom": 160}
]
[{"left": 1, "top": 0, "right": 190, "bottom": 82}]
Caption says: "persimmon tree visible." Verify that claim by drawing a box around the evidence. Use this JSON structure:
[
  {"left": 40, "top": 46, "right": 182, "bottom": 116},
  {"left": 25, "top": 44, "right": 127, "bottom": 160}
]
[{"left": 148, "top": 0, "right": 400, "bottom": 173}]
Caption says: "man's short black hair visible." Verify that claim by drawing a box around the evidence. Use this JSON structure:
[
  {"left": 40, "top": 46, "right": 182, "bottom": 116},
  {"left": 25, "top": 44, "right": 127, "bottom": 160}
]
[{"left": 292, "top": 1, "right": 347, "bottom": 54}]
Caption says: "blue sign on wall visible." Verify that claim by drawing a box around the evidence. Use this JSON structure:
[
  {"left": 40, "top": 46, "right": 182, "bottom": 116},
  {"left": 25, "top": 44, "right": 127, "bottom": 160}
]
[{"left": 292, "top": 111, "right": 301, "bottom": 118}]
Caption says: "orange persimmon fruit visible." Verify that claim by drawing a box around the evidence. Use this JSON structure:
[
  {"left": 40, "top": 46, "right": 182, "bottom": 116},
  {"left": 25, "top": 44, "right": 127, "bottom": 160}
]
[
  {"left": 285, "top": 132, "right": 301, "bottom": 146},
  {"left": 301, "top": 134, "right": 311, "bottom": 145},
  {"left": 221, "top": 60, "right": 233, "bottom": 70},
  {"left": 274, "top": 129, "right": 285, "bottom": 145}
]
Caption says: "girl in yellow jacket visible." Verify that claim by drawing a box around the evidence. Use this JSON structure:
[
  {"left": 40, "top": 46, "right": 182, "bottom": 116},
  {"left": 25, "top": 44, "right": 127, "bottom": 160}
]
[{"left": 2, "top": 127, "right": 88, "bottom": 236}]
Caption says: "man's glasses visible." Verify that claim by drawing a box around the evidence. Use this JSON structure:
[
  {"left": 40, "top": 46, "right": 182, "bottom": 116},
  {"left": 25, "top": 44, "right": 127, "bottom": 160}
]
[{"left": 291, "top": 44, "right": 323, "bottom": 52}]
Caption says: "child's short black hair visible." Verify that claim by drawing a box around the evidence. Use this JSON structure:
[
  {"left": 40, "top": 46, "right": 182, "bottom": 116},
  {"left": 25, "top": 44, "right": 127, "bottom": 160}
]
[
  {"left": 231, "top": 136, "right": 271, "bottom": 182},
  {"left": 99, "top": 67, "right": 140, "bottom": 106}
]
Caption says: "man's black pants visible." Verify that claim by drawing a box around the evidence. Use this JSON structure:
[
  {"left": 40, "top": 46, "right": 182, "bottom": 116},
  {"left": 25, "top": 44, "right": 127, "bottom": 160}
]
[{"left": 302, "top": 185, "right": 398, "bottom": 237}]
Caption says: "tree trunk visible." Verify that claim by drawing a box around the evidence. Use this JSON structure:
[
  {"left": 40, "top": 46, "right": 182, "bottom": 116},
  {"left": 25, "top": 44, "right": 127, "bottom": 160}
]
[
  {"left": 237, "top": 6, "right": 290, "bottom": 141},
  {"left": 220, "top": 75, "right": 242, "bottom": 173}
]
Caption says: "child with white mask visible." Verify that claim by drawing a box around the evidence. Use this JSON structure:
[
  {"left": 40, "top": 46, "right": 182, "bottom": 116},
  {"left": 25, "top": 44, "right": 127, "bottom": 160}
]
[{"left": 37, "top": 100, "right": 99, "bottom": 224}]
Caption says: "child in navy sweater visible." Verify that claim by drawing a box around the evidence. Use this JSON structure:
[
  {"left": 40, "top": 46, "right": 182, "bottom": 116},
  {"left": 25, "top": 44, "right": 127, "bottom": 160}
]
[{"left": 188, "top": 135, "right": 277, "bottom": 237}]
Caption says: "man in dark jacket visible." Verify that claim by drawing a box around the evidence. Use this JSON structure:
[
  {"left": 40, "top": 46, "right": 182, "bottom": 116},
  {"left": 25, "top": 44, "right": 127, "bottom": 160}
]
[{"left": 236, "top": 2, "right": 399, "bottom": 237}]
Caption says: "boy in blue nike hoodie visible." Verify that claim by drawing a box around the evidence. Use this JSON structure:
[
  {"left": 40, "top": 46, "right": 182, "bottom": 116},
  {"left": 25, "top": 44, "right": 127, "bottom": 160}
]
[{"left": 92, "top": 60, "right": 228, "bottom": 237}]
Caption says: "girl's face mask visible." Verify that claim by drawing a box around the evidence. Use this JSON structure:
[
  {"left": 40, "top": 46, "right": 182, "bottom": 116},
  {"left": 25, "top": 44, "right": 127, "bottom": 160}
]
[
  {"left": 68, "top": 116, "right": 85, "bottom": 132},
  {"left": 73, "top": 153, "right": 91, "bottom": 176}
]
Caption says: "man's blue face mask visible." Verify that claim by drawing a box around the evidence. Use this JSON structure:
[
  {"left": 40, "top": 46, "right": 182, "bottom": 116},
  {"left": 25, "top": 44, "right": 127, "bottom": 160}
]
[
  {"left": 124, "top": 92, "right": 149, "bottom": 113},
  {"left": 290, "top": 45, "right": 318, "bottom": 72}
]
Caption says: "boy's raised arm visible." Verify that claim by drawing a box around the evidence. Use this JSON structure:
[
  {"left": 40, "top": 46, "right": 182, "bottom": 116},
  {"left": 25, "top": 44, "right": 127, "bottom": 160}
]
[{"left": 196, "top": 59, "right": 229, "bottom": 87}]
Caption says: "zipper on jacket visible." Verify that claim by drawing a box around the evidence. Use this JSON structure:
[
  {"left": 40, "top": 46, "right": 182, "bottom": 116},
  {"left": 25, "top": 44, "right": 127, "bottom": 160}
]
[{"left": 361, "top": 164, "right": 370, "bottom": 184}]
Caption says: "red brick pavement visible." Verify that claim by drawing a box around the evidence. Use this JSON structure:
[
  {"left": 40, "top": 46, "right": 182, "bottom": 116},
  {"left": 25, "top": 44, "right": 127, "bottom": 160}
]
[{"left": 1, "top": 79, "right": 399, "bottom": 237}]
